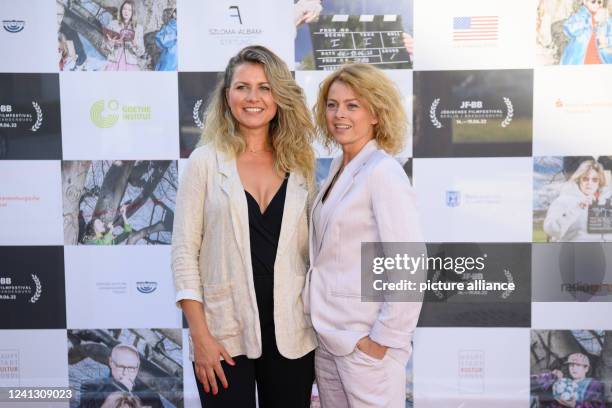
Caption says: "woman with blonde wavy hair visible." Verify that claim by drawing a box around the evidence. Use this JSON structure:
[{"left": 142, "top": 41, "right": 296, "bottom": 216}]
[
  {"left": 171, "top": 45, "right": 316, "bottom": 407},
  {"left": 303, "top": 63, "right": 424, "bottom": 407},
  {"left": 544, "top": 159, "right": 611, "bottom": 241}
]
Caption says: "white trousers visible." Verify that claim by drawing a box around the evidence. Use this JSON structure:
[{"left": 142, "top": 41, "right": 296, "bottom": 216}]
[{"left": 315, "top": 341, "right": 411, "bottom": 408}]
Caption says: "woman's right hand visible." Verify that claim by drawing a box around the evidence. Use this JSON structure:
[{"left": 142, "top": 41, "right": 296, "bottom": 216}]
[
  {"left": 192, "top": 332, "right": 236, "bottom": 395},
  {"left": 578, "top": 195, "right": 596, "bottom": 209}
]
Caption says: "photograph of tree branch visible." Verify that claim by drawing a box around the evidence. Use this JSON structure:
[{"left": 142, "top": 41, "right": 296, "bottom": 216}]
[{"left": 62, "top": 160, "right": 177, "bottom": 245}]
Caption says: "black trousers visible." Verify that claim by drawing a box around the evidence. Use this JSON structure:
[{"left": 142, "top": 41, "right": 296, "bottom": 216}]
[{"left": 194, "top": 334, "right": 315, "bottom": 408}]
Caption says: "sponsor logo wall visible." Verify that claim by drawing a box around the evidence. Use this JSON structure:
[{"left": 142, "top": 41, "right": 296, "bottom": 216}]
[{"left": 1, "top": 0, "right": 612, "bottom": 406}]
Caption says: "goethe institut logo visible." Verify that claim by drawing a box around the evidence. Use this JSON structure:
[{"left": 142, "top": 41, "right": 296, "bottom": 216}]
[{"left": 90, "top": 100, "right": 152, "bottom": 128}]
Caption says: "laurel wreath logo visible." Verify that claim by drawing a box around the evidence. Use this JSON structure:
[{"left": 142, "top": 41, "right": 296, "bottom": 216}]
[
  {"left": 193, "top": 99, "right": 204, "bottom": 129},
  {"left": 31, "top": 101, "right": 43, "bottom": 132},
  {"left": 501, "top": 268, "right": 514, "bottom": 299},
  {"left": 429, "top": 98, "right": 442, "bottom": 128},
  {"left": 431, "top": 270, "right": 445, "bottom": 299},
  {"left": 501, "top": 97, "right": 513, "bottom": 128},
  {"left": 30, "top": 274, "right": 41, "bottom": 303}
]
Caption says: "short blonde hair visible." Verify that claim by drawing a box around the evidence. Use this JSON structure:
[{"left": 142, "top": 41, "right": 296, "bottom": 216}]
[
  {"left": 314, "top": 63, "right": 407, "bottom": 155},
  {"left": 570, "top": 159, "right": 606, "bottom": 189}
]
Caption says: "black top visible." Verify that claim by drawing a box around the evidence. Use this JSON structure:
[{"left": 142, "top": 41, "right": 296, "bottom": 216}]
[{"left": 245, "top": 175, "right": 288, "bottom": 335}]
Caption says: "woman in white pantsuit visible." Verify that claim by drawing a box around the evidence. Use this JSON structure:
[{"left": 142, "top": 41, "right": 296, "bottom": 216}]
[{"left": 303, "top": 63, "right": 424, "bottom": 408}]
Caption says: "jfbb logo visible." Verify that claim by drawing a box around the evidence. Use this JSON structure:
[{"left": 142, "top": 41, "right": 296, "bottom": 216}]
[
  {"left": 2, "top": 20, "right": 25, "bottom": 33},
  {"left": 90, "top": 100, "right": 120, "bottom": 128},
  {"left": 0, "top": 277, "right": 11, "bottom": 285},
  {"left": 0, "top": 102, "right": 42, "bottom": 131}
]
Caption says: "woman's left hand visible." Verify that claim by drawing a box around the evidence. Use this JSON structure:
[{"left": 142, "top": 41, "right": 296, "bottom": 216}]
[{"left": 356, "top": 336, "right": 388, "bottom": 360}]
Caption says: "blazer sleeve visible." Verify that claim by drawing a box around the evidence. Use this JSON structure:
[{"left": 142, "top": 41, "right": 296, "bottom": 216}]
[
  {"left": 368, "top": 157, "right": 425, "bottom": 348},
  {"left": 171, "top": 148, "right": 208, "bottom": 307}
]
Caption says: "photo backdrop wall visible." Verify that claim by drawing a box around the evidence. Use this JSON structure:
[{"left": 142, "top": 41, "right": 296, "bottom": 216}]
[{"left": 2, "top": 0, "right": 612, "bottom": 407}]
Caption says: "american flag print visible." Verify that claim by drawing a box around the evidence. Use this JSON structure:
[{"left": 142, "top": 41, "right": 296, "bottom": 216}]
[{"left": 452, "top": 16, "right": 499, "bottom": 43}]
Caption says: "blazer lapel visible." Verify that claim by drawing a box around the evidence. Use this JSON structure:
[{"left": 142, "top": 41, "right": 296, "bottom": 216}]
[
  {"left": 313, "top": 140, "right": 379, "bottom": 257},
  {"left": 216, "top": 150, "right": 250, "bottom": 268},
  {"left": 310, "top": 156, "right": 343, "bottom": 262},
  {"left": 277, "top": 173, "right": 308, "bottom": 258}
]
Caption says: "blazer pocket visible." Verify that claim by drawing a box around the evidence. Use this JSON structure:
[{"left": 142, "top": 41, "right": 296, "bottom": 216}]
[
  {"left": 332, "top": 269, "right": 363, "bottom": 298},
  {"left": 202, "top": 283, "right": 241, "bottom": 340},
  {"left": 331, "top": 225, "right": 361, "bottom": 298}
]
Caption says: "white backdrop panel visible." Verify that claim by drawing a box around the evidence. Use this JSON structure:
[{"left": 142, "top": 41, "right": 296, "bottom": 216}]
[
  {"left": 413, "top": 327, "right": 530, "bottom": 408},
  {"left": 0, "top": 329, "right": 68, "bottom": 387},
  {"left": 413, "top": 157, "right": 533, "bottom": 242},
  {"left": 178, "top": 0, "right": 294, "bottom": 71},
  {"left": 60, "top": 72, "right": 179, "bottom": 160},
  {"left": 532, "top": 303, "right": 612, "bottom": 329},
  {"left": 533, "top": 65, "right": 612, "bottom": 156},
  {"left": 0, "top": 160, "right": 63, "bottom": 245},
  {"left": 413, "top": 0, "right": 535, "bottom": 70},
  {"left": 0, "top": 0, "right": 59, "bottom": 73},
  {"left": 64, "top": 245, "right": 182, "bottom": 329}
]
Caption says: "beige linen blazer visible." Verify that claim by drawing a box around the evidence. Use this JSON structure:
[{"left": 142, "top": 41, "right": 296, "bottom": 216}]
[{"left": 172, "top": 144, "right": 317, "bottom": 360}]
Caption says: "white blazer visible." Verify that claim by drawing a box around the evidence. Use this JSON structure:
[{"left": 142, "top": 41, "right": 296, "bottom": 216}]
[
  {"left": 303, "top": 140, "right": 424, "bottom": 356},
  {"left": 172, "top": 144, "right": 317, "bottom": 360}
]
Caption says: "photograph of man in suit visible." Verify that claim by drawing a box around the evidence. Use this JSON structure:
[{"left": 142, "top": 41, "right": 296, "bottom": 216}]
[{"left": 79, "top": 344, "right": 163, "bottom": 408}]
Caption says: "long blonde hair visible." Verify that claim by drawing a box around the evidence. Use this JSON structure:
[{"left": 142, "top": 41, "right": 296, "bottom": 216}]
[
  {"left": 200, "top": 45, "right": 315, "bottom": 184},
  {"left": 314, "top": 63, "right": 407, "bottom": 155}
]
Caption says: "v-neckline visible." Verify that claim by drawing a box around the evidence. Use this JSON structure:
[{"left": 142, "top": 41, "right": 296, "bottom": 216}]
[{"left": 245, "top": 176, "right": 287, "bottom": 216}]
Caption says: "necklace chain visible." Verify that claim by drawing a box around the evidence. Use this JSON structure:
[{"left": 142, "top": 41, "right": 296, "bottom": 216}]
[{"left": 247, "top": 146, "right": 272, "bottom": 154}]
